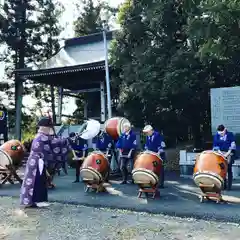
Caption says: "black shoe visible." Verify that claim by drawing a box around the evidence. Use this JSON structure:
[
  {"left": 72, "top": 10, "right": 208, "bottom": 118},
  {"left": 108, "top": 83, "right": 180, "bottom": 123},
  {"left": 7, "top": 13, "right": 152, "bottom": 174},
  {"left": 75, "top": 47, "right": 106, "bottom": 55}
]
[
  {"left": 73, "top": 179, "right": 80, "bottom": 183},
  {"left": 128, "top": 180, "right": 134, "bottom": 184},
  {"left": 120, "top": 180, "right": 127, "bottom": 184}
]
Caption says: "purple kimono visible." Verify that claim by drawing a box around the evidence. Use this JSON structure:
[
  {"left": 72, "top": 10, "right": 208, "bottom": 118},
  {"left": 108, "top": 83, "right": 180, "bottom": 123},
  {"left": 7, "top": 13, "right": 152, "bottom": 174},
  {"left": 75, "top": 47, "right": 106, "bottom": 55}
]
[
  {"left": 20, "top": 133, "right": 69, "bottom": 206},
  {"left": 51, "top": 137, "right": 71, "bottom": 170}
]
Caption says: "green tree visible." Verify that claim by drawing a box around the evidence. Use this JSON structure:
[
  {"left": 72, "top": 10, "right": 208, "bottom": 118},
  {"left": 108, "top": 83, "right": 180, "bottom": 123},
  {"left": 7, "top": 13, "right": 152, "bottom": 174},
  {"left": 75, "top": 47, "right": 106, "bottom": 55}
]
[
  {"left": 0, "top": 0, "right": 63, "bottom": 133},
  {"left": 110, "top": 0, "right": 212, "bottom": 146}
]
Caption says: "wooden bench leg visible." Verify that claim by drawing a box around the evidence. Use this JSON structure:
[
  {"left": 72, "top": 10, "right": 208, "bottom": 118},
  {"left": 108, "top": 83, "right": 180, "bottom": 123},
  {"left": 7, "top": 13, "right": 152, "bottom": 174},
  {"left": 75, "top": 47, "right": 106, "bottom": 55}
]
[
  {"left": 1, "top": 173, "right": 14, "bottom": 185},
  {"left": 13, "top": 171, "right": 23, "bottom": 184}
]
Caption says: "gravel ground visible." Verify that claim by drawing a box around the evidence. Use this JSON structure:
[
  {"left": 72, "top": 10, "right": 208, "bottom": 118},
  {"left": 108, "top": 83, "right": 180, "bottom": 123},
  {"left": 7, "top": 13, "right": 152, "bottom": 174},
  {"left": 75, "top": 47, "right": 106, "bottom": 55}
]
[{"left": 0, "top": 197, "right": 239, "bottom": 240}]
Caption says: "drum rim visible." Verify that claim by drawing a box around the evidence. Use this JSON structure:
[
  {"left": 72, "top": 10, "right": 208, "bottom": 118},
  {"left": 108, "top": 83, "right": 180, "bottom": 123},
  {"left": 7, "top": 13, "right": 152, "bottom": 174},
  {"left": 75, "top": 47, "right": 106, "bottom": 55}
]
[
  {"left": 0, "top": 149, "right": 13, "bottom": 167},
  {"left": 118, "top": 117, "right": 130, "bottom": 136},
  {"left": 193, "top": 171, "right": 224, "bottom": 183},
  {"left": 138, "top": 150, "right": 163, "bottom": 161},
  {"left": 201, "top": 150, "right": 227, "bottom": 160},
  {"left": 89, "top": 151, "right": 108, "bottom": 161},
  {"left": 132, "top": 168, "right": 159, "bottom": 182},
  {"left": 80, "top": 167, "right": 103, "bottom": 181},
  {"left": 132, "top": 170, "right": 158, "bottom": 185},
  {"left": 193, "top": 173, "right": 223, "bottom": 189}
]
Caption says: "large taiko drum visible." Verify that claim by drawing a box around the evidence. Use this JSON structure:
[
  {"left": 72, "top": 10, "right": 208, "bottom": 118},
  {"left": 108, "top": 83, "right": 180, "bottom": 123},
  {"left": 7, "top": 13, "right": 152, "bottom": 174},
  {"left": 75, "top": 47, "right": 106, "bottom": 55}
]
[
  {"left": 104, "top": 117, "right": 130, "bottom": 140},
  {"left": 132, "top": 150, "right": 162, "bottom": 186},
  {"left": 80, "top": 151, "right": 109, "bottom": 184},
  {"left": 193, "top": 150, "right": 228, "bottom": 190},
  {"left": 0, "top": 140, "right": 25, "bottom": 167}
]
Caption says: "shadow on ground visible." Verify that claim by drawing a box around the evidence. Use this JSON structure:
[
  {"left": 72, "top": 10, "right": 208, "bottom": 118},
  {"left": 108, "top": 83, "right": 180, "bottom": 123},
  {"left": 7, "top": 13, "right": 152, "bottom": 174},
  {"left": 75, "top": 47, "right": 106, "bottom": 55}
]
[{"left": 0, "top": 169, "right": 240, "bottom": 222}]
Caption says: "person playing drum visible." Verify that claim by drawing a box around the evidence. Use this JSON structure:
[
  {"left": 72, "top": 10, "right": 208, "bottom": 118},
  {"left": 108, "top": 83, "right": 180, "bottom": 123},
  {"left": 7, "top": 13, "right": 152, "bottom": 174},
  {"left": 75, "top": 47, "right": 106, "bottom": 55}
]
[
  {"left": 213, "top": 124, "right": 237, "bottom": 190},
  {"left": 142, "top": 125, "right": 166, "bottom": 188},
  {"left": 95, "top": 130, "right": 114, "bottom": 182},
  {"left": 96, "top": 130, "right": 113, "bottom": 158},
  {"left": 116, "top": 122, "right": 137, "bottom": 184},
  {"left": 68, "top": 132, "right": 88, "bottom": 183}
]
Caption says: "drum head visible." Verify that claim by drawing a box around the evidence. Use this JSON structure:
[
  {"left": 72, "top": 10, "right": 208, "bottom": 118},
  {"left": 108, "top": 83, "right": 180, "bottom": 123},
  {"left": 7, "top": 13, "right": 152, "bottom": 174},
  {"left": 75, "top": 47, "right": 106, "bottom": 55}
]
[
  {"left": 0, "top": 149, "right": 12, "bottom": 169},
  {"left": 142, "top": 150, "right": 162, "bottom": 161},
  {"left": 118, "top": 118, "right": 130, "bottom": 136},
  {"left": 193, "top": 173, "right": 223, "bottom": 190},
  {"left": 132, "top": 168, "right": 159, "bottom": 185},
  {"left": 80, "top": 167, "right": 103, "bottom": 183}
]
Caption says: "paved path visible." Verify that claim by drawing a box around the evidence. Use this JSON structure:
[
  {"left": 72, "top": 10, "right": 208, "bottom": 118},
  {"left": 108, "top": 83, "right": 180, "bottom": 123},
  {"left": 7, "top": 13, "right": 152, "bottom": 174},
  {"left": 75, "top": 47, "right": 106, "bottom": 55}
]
[
  {"left": 1, "top": 169, "right": 240, "bottom": 222},
  {"left": 0, "top": 197, "right": 240, "bottom": 240}
]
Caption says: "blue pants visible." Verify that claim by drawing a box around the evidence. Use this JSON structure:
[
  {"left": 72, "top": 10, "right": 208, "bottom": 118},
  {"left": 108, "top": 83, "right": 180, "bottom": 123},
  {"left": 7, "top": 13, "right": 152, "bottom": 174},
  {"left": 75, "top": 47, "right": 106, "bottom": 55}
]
[{"left": 120, "top": 150, "right": 135, "bottom": 181}]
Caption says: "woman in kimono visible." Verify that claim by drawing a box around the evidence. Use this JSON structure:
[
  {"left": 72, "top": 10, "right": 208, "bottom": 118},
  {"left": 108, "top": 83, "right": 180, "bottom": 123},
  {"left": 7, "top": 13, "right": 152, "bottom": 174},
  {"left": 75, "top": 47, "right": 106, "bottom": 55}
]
[{"left": 20, "top": 116, "right": 63, "bottom": 208}]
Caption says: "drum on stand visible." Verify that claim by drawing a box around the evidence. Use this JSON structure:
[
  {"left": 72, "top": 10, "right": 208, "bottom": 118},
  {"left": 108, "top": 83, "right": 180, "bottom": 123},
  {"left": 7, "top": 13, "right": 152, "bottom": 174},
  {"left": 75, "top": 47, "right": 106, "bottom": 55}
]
[
  {"left": 0, "top": 140, "right": 25, "bottom": 167},
  {"left": 132, "top": 151, "right": 162, "bottom": 199},
  {"left": 104, "top": 117, "right": 131, "bottom": 140},
  {"left": 0, "top": 140, "right": 25, "bottom": 184},
  {"left": 80, "top": 151, "right": 110, "bottom": 186},
  {"left": 132, "top": 150, "right": 162, "bottom": 186},
  {"left": 193, "top": 150, "right": 228, "bottom": 203}
]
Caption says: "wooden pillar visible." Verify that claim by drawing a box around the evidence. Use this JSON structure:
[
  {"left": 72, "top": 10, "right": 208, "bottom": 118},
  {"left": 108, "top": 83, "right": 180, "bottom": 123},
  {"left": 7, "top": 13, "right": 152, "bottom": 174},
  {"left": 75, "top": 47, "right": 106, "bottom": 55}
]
[
  {"left": 15, "top": 79, "right": 23, "bottom": 140},
  {"left": 84, "top": 99, "right": 88, "bottom": 119},
  {"left": 57, "top": 87, "right": 63, "bottom": 124},
  {"left": 100, "top": 81, "right": 106, "bottom": 123}
]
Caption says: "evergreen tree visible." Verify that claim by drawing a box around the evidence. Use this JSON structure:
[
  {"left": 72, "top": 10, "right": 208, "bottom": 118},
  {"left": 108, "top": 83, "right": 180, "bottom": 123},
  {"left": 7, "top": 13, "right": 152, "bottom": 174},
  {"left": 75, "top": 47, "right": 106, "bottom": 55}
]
[{"left": 0, "top": 0, "right": 63, "bottom": 131}]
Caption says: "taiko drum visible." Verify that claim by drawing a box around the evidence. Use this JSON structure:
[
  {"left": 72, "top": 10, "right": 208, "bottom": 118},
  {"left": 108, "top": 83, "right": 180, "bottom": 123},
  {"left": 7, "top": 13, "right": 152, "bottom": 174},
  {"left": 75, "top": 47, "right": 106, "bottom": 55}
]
[
  {"left": 80, "top": 151, "right": 109, "bottom": 183},
  {"left": 132, "top": 151, "right": 162, "bottom": 186},
  {"left": 193, "top": 150, "right": 228, "bottom": 190},
  {"left": 0, "top": 140, "right": 25, "bottom": 167},
  {"left": 104, "top": 117, "right": 130, "bottom": 140}
]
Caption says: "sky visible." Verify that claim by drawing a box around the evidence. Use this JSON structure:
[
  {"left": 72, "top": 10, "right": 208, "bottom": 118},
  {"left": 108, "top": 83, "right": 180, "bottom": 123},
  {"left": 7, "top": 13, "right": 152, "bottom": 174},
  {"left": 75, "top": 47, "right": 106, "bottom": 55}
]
[{"left": 0, "top": 0, "right": 124, "bottom": 116}]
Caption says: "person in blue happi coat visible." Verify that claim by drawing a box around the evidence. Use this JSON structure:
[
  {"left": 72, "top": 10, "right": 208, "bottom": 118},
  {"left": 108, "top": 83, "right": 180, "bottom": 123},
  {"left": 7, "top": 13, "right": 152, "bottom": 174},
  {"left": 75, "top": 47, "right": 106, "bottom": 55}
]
[
  {"left": 143, "top": 125, "right": 166, "bottom": 188},
  {"left": 96, "top": 130, "right": 114, "bottom": 182},
  {"left": 68, "top": 132, "right": 88, "bottom": 183},
  {"left": 213, "top": 124, "right": 237, "bottom": 190},
  {"left": 116, "top": 122, "right": 137, "bottom": 184}
]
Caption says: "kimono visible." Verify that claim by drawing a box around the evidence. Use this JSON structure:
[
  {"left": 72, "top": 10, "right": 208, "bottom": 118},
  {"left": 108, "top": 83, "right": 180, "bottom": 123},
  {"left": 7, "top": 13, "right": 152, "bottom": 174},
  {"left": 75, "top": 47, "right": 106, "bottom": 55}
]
[
  {"left": 52, "top": 137, "right": 71, "bottom": 171},
  {"left": 20, "top": 132, "right": 68, "bottom": 206}
]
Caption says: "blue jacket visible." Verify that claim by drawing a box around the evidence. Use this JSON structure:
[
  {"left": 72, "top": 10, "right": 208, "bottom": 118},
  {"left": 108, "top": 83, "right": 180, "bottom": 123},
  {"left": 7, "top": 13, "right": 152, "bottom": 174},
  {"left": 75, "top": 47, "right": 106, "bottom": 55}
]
[
  {"left": 213, "top": 131, "right": 236, "bottom": 152},
  {"left": 69, "top": 136, "right": 88, "bottom": 151},
  {"left": 144, "top": 131, "right": 165, "bottom": 153},
  {"left": 96, "top": 133, "right": 113, "bottom": 151},
  {"left": 116, "top": 130, "right": 137, "bottom": 150}
]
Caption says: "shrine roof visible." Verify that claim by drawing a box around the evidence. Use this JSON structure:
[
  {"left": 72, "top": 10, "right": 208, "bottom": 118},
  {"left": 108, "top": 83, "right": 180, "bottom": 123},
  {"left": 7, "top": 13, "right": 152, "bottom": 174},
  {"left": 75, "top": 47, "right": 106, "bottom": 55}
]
[{"left": 15, "top": 30, "right": 115, "bottom": 90}]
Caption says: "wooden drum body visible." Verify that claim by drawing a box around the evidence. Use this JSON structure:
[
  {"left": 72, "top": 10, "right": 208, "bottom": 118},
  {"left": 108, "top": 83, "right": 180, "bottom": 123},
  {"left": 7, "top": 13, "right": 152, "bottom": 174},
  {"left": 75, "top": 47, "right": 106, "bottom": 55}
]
[
  {"left": 132, "top": 151, "right": 162, "bottom": 186},
  {"left": 0, "top": 140, "right": 25, "bottom": 167},
  {"left": 193, "top": 150, "right": 228, "bottom": 190},
  {"left": 104, "top": 117, "right": 130, "bottom": 140},
  {"left": 80, "top": 151, "right": 109, "bottom": 184}
]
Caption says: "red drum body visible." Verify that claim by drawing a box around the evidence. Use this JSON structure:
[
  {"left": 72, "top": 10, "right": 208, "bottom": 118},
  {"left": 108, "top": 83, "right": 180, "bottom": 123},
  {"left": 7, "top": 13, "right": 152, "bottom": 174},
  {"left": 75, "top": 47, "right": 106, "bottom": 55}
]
[
  {"left": 193, "top": 150, "right": 228, "bottom": 190},
  {"left": 104, "top": 117, "right": 130, "bottom": 140},
  {"left": 132, "top": 151, "right": 162, "bottom": 186},
  {"left": 0, "top": 140, "right": 25, "bottom": 167},
  {"left": 80, "top": 151, "right": 109, "bottom": 184}
]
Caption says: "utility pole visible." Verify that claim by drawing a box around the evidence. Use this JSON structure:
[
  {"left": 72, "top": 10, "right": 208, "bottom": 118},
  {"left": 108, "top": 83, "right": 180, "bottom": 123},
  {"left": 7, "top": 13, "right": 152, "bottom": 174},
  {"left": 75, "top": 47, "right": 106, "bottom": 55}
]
[
  {"left": 15, "top": 0, "right": 26, "bottom": 140},
  {"left": 102, "top": 22, "right": 112, "bottom": 119}
]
